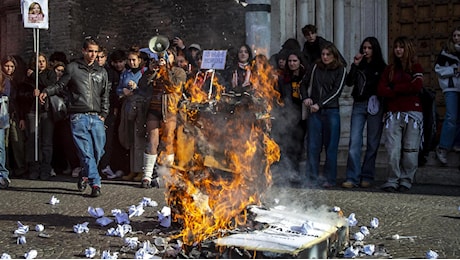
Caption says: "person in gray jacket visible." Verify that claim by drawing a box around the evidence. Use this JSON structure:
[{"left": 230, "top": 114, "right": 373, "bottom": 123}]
[{"left": 39, "top": 37, "right": 110, "bottom": 197}]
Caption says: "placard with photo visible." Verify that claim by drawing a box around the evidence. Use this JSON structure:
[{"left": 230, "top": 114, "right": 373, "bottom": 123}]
[{"left": 22, "top": 0, "right": 49, "bottom": 29}]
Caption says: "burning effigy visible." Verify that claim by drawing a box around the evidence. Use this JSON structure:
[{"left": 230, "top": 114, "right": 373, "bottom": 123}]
[{"left": 154, "top": 54, "right": 280, "bottom": 245}]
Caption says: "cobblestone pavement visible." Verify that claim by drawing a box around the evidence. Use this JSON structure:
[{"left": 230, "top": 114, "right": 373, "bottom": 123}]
[{"left": 0, "top": 175, "right": 459, "bottom": 259}]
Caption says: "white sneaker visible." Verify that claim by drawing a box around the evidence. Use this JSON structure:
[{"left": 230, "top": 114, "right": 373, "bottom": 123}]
[
  {"left": 50, "top": 169, "right": 57, "bottom": 177},
  {"left": 102, "top": 165, "right": 116, "bottom": 178},
  {"left": 114, "top": 170, "right": 124, "bottom": 178},
  {"left": 72, "top": 167, "right": 82, "bottom": 178}
]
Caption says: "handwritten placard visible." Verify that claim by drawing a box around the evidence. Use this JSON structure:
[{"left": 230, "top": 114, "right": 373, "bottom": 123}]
[{"left": 201, "top": 50, "right": 227, "bottom": 70}]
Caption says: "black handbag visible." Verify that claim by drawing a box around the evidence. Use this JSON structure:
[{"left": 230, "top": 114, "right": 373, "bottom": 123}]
[{"left": 49, "top": 95, "right": 68, "bottom": 122}]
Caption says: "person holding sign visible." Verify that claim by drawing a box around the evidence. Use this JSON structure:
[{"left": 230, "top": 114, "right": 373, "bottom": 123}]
[{"left": 22, "top": 53, "right": 57, "bottom": 181}]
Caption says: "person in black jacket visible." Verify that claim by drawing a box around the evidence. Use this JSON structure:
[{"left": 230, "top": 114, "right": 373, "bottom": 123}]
[
  {"left": 342, "top": 37, "right": 387, "bottom": 189},
  {"left": 22, "top": 53, "right": 57, "bottom": 181},
  {"left": 39, "top": 37, "right": 110, "bottom": 197},
  {"left": 301, "top": 24, "right": 347, "bottom": 67},
  {"left": 301, "top": 43, "right": 347, "bottom": 188},
  {"left": 1, "top": 55, "right": 28, "bottom": 179}
]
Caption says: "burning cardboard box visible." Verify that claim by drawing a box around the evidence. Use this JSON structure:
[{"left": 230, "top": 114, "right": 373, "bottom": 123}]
[{"left": 215, "top": 205, "right": 348, "bottom": 258}]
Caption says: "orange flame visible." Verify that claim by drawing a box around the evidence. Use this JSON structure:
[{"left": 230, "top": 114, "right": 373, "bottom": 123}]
[{"left": 168, "top": 55, "right": 281, "bottom": 245}]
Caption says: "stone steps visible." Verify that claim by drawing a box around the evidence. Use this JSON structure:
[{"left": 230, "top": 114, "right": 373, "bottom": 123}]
[{"left": 334, "top": 148, "right": 460, "bottom": 186}]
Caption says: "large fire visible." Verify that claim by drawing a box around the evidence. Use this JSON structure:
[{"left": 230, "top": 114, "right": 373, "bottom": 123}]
[{"left": 166, "top": 55, "right": 281, "bottom": 245}]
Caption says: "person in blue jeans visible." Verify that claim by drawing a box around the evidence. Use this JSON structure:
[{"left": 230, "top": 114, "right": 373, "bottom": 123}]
[
  {"left": 434, "top": 26, "right": 460, "bottom": 165},
  {"left": 0, "top": 72, "right": 10, "bottom": 188},
  {"left": 301, "top": 43, "right": 347, "bottom": 188},
  {"left": 342, "top": 37, "right": 387, "bottom": 189},
  {"left": 39, "top": 37, "right": 109, "bottom": 197}
]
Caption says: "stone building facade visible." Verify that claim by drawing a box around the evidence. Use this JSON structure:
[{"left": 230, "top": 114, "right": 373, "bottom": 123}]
[
  {"left": 0, "top": 0, "right": 247, "bottom": 61},
  {"left": 1, "top": 0, "right": 459, "bottom": 168}
]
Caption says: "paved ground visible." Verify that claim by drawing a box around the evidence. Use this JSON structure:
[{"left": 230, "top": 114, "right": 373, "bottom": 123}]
[{"left": 0, "top": 174, "right": 459, "bottom": 259}]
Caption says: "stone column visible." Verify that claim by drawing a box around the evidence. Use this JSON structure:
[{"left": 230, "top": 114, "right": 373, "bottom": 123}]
[
  {"left": 333, "top": 0, "right": 345, "bottom": 56},
  {"left": 245, "top": 0, "right": 271, "bottom": 57}
]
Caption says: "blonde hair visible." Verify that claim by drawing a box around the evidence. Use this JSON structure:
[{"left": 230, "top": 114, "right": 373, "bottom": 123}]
[{"left": 28, "top": 2, "right": 43, "bottom": 14}]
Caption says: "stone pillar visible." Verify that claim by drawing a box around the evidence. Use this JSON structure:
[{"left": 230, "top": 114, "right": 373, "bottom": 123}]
[
  {"left": 296, "top": 0, "right": 315, "bottom": 43},
  {"left": 333, "top": 0, "right": 345, "bottom": 57},
  {"left": 245, "top": 0, "right": 271, "bottom": 57}
]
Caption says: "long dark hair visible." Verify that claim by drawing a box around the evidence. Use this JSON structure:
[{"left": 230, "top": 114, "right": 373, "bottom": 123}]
[
  {"left": 235, "top": 44, "right": 253, "bottom": 65},
  {"left": 358, "top": 36, "right": 387, "bottom": 70},
  {"left": 446, "top": 26, "right": 460, "bottom": 54},
  {"left": 1, "top": 55, "right": 18, "bottom": 79},
  {"left": 283, "top": 50, "right": 307, "bottom": 83}
]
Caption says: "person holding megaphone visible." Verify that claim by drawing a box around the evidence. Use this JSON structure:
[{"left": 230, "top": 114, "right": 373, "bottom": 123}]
[{"left": 137, "top": 36, "right": 186, "bottom": 188}]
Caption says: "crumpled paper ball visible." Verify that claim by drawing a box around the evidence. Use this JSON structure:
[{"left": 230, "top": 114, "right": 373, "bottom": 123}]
[
  {"left": 426, "top": 249, "right": 438, "bottom": 259},
  {"left": 360, "top": 226, "right": 370, "bottom": 236},
  {"left": 370, "top": 217, "right": 379, "bottom": 228},
  {"left": 14, "top": 221, "right": 29, "bottom": 235},
  {"left": 347, "top": 213, "right": 358, "bottom": 227},
  {"left": 344, "top": 246, "right": 359, "bottom": 258},
  {"left": 125, "top": 237, "right": 139, "bottom": 249},
  {"left": 24, "top": 250, "right": 37, "bottom": 259},
  {"left": 140, "top": 197, "right": 158, "bottom": 207},
  {"left": 101, "top": 250, "right": 118, "bottom": 259},
  {"left": 85, "top": 247, "right": 96, "bottom": 258},
  {"left": 363, "top": 244, "right": 375, "bottom": 255},
  {"left": 353, "top": 232, "right": 364, "bottom": 241},
  {"left": 17, "top": 235, "right": 26, "bottom": 244},
  {"left": 291, "top": 220, "right": 314, "bottom": 235},
  {"left": 73, "top": 222, "right": 90, "bottom": 234},
  {"left": 106, "top": 224, "right": 132, "bottom": 238},
  {"left": 158, "top": 206, "right": 171, "bottom": 228},
  {"left": 35, "top": 224, "right": 44, "bottom": 232},
  {"left": 128, "top": 204, "right": 145, "bottom": 218},
  {"left": 135, "top": 241, "right": 159, "bottom": 259},
  {"left": 49, "top": 196, "right": 60, "bottom": 205}
]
